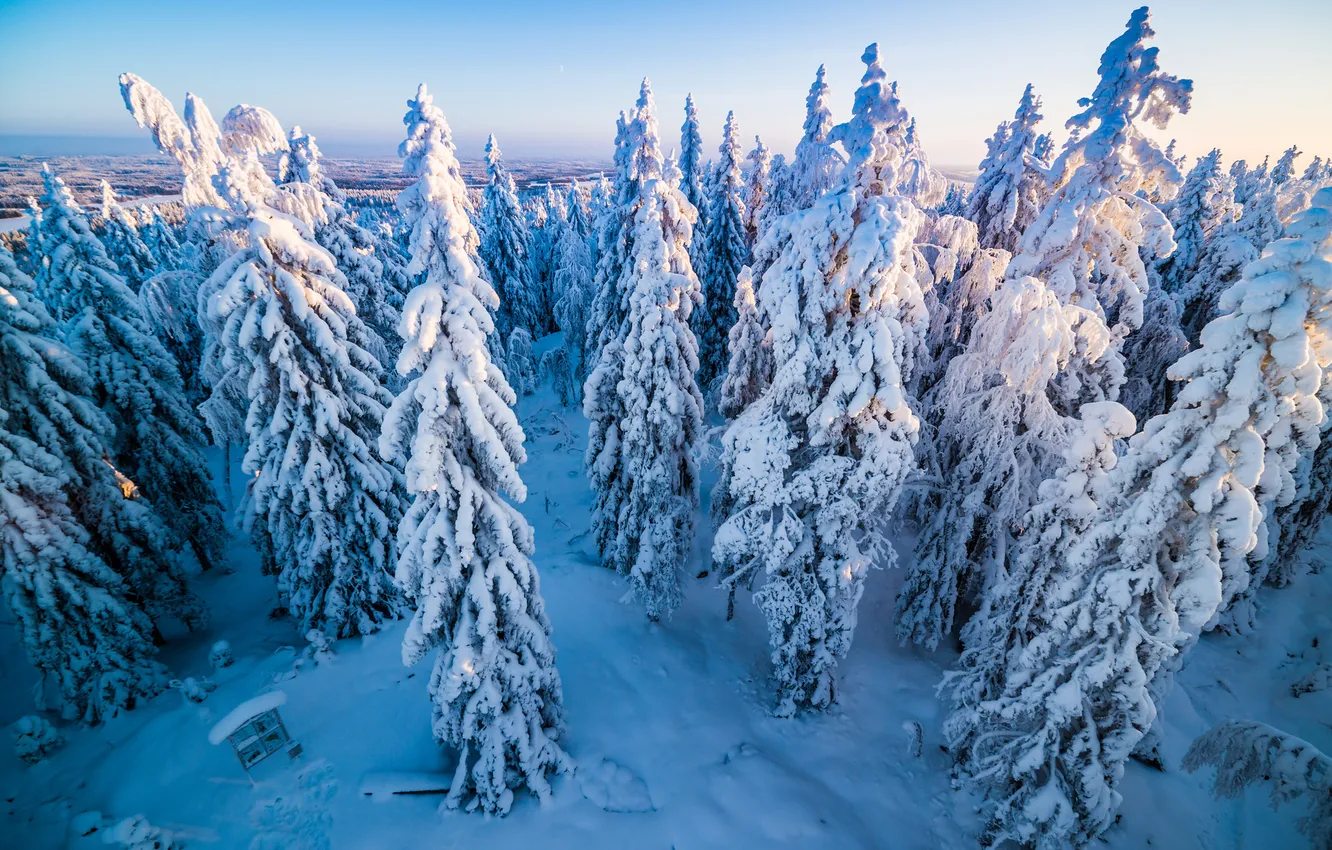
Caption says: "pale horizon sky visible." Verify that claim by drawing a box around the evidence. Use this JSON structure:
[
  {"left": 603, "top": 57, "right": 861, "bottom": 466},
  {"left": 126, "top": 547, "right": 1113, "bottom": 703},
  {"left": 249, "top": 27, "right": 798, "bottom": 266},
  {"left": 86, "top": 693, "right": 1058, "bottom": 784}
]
[{"left": 0, "top": 0, "right": 1327, "bottom": 168}]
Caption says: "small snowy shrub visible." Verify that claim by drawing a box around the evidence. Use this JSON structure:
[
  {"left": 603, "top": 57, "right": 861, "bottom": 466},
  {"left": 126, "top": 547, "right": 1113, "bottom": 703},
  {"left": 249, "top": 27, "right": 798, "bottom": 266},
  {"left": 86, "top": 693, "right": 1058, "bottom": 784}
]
[
  {"left": 304, "top": 629, "right": 334, "bottom": 666},
  {"left": 169, "top": 677, "right": 216, "bottom": 704},
  {"left": 210, "top": 640, "right": 234, "bottom": 670},
  {"left": 101, "top": 815, "right": 179, "bottom": 850},
  {"left": 12, "top": 716, "right": 63, "bottom": 765}
]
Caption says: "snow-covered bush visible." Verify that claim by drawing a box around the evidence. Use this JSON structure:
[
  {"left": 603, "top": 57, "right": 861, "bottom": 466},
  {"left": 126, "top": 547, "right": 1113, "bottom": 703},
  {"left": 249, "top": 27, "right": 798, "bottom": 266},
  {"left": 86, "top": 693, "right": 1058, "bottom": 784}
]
[
  {"left": 209, "top": 640, "right": 234, "bottom": 670},
  {"left": 12, "top": 716, "right": 63, "bottom": 765},
  {"left": 101, "top": 815, "right": 179, "bottom": 850},
  {"left": 169, "top": 676, "right": 216, "bottom": 703},
  {"left": 303, "top": 629, "right": 335, "bottom": 666}
]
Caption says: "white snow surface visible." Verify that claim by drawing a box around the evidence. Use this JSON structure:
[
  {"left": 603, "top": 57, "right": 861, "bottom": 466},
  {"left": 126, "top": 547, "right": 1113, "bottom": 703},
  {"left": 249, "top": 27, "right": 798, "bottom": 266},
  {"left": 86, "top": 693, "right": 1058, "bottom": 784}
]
[
  {"left": 207, "top": 691, "right": 288, "bottom": 745},
  {"left": 1, "top": 345, "right": 1328, "bottom": 848}
]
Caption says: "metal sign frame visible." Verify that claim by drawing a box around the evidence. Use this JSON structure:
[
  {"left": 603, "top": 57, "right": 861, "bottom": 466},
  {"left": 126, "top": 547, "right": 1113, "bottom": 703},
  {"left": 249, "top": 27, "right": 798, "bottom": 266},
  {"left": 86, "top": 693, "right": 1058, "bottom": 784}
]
[{"left": 226, "top": 707, "right": 302, "bottom": 776}]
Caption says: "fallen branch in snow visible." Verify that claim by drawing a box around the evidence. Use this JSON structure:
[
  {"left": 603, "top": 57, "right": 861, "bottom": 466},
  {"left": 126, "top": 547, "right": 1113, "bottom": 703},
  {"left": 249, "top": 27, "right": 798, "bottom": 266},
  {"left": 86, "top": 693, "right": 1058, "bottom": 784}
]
[{"left": 358, "top": 772, "right": 451, "bottom": 800}]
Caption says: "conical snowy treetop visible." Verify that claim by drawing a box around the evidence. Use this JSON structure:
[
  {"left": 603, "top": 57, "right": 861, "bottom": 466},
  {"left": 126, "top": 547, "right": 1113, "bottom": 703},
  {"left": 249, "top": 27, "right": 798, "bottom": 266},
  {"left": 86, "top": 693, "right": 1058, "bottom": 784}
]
[
  {"left": 1061, "top": 6, "right": 1193, "bottom": 183},
  {"left": 280, "top": 125, "right": 323, "bottom": 185},
  {"left": 679, "top": 93, "right": 704, "bottom": 211},
  {"left": 828, "top": 43, "right": 909, "bottom": 194},
  {"left": 791, "top": 64, "right": 844, "bottom": 207}
]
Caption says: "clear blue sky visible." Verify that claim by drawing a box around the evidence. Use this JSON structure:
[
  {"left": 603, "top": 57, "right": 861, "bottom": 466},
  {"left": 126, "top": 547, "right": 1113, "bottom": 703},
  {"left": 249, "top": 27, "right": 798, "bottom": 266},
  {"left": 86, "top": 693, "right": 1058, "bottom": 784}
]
[{"left": 0, "top": 0, "right": 1327, "bottom": 166}]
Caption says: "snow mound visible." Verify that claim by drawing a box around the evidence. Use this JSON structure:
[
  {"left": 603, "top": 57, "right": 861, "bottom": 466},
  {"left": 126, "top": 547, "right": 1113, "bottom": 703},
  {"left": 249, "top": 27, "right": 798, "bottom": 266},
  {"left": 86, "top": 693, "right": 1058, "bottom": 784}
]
[
  {"left": 577, "top": 758, "right": 654, "bottom": 813},
  {"left": 208, "top": 691, "right": 287, "bottom": 745}
]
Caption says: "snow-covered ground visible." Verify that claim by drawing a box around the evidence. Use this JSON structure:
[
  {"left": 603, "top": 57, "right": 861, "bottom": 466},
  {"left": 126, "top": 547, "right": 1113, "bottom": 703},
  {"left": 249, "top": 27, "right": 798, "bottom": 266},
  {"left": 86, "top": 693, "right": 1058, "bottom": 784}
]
[{"left": 1, "top": 353, "right": 1327, "bottom": 848}]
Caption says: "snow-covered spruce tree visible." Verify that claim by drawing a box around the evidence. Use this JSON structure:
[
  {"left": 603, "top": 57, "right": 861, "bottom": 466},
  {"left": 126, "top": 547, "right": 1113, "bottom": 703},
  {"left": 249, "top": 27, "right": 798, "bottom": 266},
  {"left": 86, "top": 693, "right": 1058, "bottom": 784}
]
[
  {"left": 280, "top": 126, "right": 400, "bottom": 376},
  {"left": 26, "top": 178, "right": 204, "bottom": 631},
  {"left": 919, "top": 240, "right": 1010, "bottom": 395},
  {"left": 896, "top": 276, "right": 1080, "bottom": 650},
  {"left": 118, "top": 75, "right": 255, "bottom": 470},
  {"left": 941, "top": 400, "right": 1135, "bottom": 764},
  {"left": 138, "top": 269, "right": 208, "bottom": 409},
  {"left": 1272, "top": 144, "right": 1304, "bottom": 186},
  {"left": 205, "top": 178, "right": 407, "bottom": 637},
  {"left": 693, "top": 111, "right": 749, "bottom": 389},
  {"left": 1119, "top": 273, "right": 1189, "bottom": 424},
  {"left": 1176, "top": 175, "right": 1282, "bottom": 343},
  {"left": 381, "top": 83, "right": 568, "bottom": 814},
  {"left": 479, "top": 135, "right": 541, "bottom": 340},
  {"left": 1005, "top": 7, "right": 1191, "bottom": 412},
  {"left": 1184, "top": 721, "right": 1331, "bottom": 850},
  {"left": 679, "top": 94, "right": 705, "bottom": 214},
  {"left": 551, "top": 181, "right": 596, "bottom": 406},
  {"left": 0, "top": 251, "right": 167, "bottom": 723},
  {"left": 140, "top": 207, "right": 183, "bottom": 271},
  {"left": 939, "top": 181, "right": 968, "bottom": 217},
  {"left": 717, "top": 265, "right": 771, "bottom": 420},
  {"left": 1233, "top": 156, "right": 1271, "bottom": 207},
  {"left": 896, "top": 116, "right": 950, "bottom": 211},
  {"left": 1305, "top": 156, "right": 1328, "bottom": 182},
  {"left": 790, "top": 65, "right": 843, "bottom": 210},
  {"left": 940, "top": 190, "right": 1332, "bottom": 847},
  {"left": 1267, "top": 228, "right": 1332, "bottom": 590},
  {"left": 712, "top": 44, "right": 924, "bottom": 715},
  {"left": 584, "top": 94, "right": 682, "bottom": 557},
  {"left": 527, "top": 184, "right": 565, "bottom": 336},
  {"left": 35, "top": 168, "right": 225, "bottom": 575},
  {"left": 1277, "top": 157, "right": 1332, "bottom": 223},
  {"left": 1124, "top": 149, "right": 1233, "bottom": 422},
  {"left": 507, "top": 327, "right": 537, "bottom": 396},
  {"left": 1214, "top": 189, "right": 1332, "bottom": 631},
  {"left": 742, "top": 135, "right": 771, "bottom": 248},
  {"left": 584, "top": 80, "right": 703, "bottom": 620},
  {"left": 98, "top": 181, "right": 158, "bottom": 288},
  {"left": 1156, "top": 149, "right": 1236, "bottom": 296},
  {"left": 756, "top": 154, "right": 795, "bottom": 239},
  {"left": 965, "top": 84, "right": 1047, "bottom": 254},
  {"left": 581, "top": 120, "right": 637, "bottom": 519},
  {"left": 0, "top": 407, "right": 167, "bottom": 724}
]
